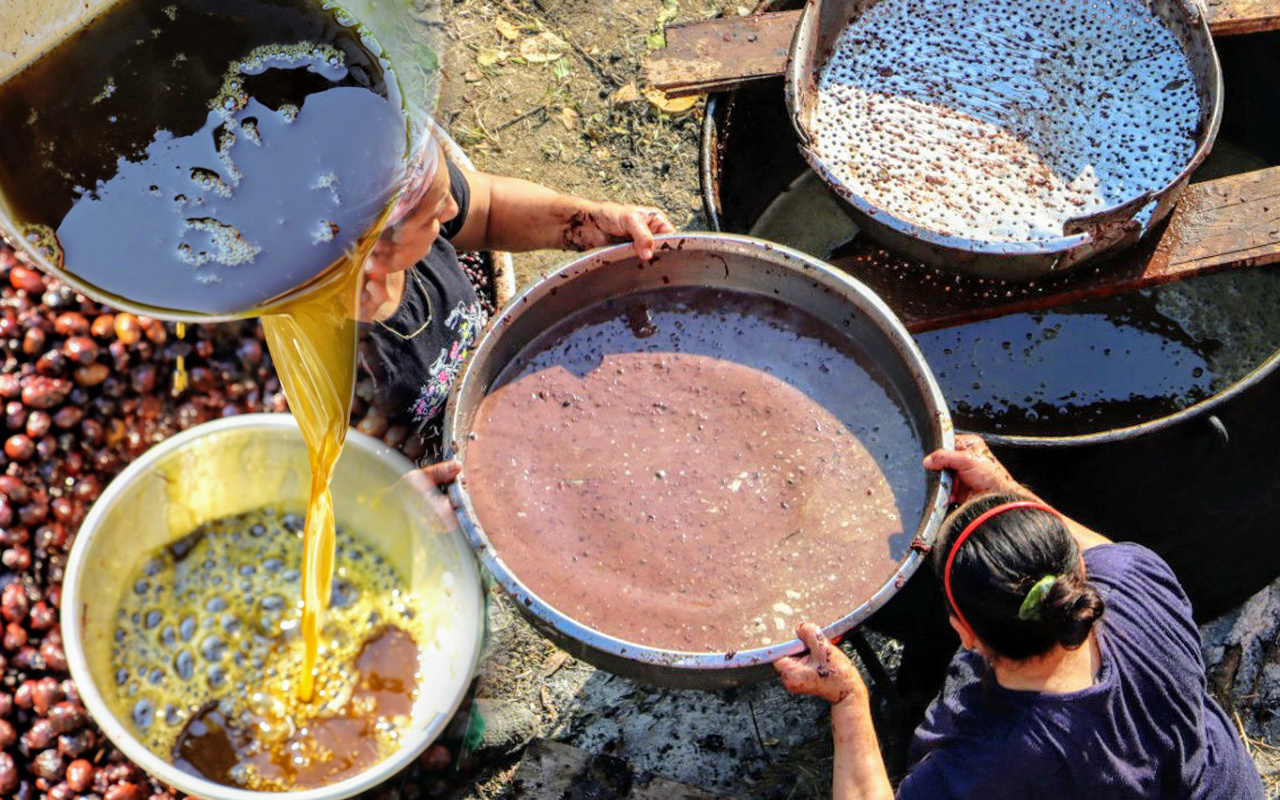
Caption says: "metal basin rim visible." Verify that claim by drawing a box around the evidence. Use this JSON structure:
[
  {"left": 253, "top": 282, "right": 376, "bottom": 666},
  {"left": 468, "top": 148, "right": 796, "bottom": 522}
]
[{"left": 444, "top": 232, "right": 954, "bottom": 681}]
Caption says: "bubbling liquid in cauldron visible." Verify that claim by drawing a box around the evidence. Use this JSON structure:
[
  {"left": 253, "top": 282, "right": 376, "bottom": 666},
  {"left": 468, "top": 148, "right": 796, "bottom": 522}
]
[
  {"left": 465, "top": 287, "right": 927, "bottom": 652},
  {"left": 108, "top": 508, "right": 431, "bottom": 791}
]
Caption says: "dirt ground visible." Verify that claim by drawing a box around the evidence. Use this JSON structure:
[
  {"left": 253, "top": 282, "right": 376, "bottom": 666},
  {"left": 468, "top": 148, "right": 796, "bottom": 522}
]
[{"left": 436, "top": 0, "right": 740, "bottom": 286}]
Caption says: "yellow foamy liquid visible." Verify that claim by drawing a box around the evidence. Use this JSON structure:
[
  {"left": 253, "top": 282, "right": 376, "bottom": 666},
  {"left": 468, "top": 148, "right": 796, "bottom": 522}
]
[
  {"left": 108, "top": 508, "right": 432, "bottom": 790},
  {"left": 262, "top": 252, "right": 366, "bottom": 703}
]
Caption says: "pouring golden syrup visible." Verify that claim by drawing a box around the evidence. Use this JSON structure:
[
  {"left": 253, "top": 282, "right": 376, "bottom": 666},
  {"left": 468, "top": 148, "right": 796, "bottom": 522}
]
[
  {"left": 108, "top": 508, "right": 429, "bottom": 790},
  {"left": 261, "top": 252, "right": 366, "bottom": 703},
  {"left": 0, "top": 0, "right": 413, "bottom": 714},
  {"left": 173, "top": 323, "right": 189, "bottom": 395}
]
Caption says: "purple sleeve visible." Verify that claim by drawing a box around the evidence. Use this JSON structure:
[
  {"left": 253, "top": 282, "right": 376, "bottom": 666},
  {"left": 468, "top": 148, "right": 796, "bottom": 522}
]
[
  {"left": 898, "top": 734, "right": 1054, "bottom": 800},
  {"left": 898, "top": 751, "right": 968, "bottom": 799},
  {"left": 1083, "top": 542, "right": 1185, "bottom": 604},
  {"left": 900, "top": 652, "right": 1043, "bottom": 799},
  {"left": 897, "top": 756, "right": 951, "bottom": 799},
  {"left": 1083, "top": 543, "right": 1203, "bottom": 665}
]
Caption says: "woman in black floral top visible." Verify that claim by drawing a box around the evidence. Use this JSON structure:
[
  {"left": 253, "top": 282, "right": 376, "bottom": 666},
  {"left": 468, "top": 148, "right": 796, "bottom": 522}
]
[{"left": 357, "top": 136, "right": 673, "bottom": 438}]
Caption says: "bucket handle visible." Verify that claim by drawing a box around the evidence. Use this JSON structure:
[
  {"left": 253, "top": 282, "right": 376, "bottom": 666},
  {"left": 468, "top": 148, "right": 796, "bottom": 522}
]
[
  {"left": 1062, "top": 190, "right": 1153, "bottom": 252},
  {"left": 1207, "top": 414, "right": 1229, "bottom": 449}
]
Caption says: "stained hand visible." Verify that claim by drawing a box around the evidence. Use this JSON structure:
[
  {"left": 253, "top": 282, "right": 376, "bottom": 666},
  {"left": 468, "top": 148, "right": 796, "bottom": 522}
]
[
  {"left": 403, "top": 459, "right": 461, "bottom": 529},
  {"left": 775, "top": 622, "right": 867, "bottom": 706},
  {"left": 922, "top": 433, "right": 1021, "bottom": 505},
  {"left": 562, "top": 203, "right": 676, "bottom": 261}
]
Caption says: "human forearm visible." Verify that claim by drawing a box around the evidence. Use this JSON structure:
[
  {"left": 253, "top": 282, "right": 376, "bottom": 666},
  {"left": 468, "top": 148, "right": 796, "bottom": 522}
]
[
  {"left": 776, "top": 624, "right": 896, "bottom": 800},
  {"left": 831, "top": 694, "right": 895, "bottom": 800},
  {"left": 1004, "top": 484, "right": 1112, "bottom": 551},
  {"left": 451, "top": 171, "right": 565, "bottom": 252},
  {"left": 923, "top": 435, "right": 1112, "bottom": 550},
  {"left": 1059, "top": 516, "right": 1112, "bottom": 551},
  {"left": 451, "top": 169, "right": 673, "bottom": 258}
]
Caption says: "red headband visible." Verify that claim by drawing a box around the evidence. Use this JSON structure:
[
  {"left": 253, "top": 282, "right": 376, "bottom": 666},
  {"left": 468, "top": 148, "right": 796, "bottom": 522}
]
[{"left": 942, "top": 500, "right": 1062, "bottom": 640}]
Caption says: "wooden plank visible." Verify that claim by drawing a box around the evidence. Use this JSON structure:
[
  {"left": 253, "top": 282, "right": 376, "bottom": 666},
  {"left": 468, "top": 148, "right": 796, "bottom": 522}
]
[
  {"left": 1206, "top": 0, "right": 1280, "bottom": 36},
  {"left": 828, "top": 166, "right": 1280, "bottom": 333},
  {"left": 645, "top": 1, "right": 1280, "bottom": 96},
  {"left": 644, "top": 10, "right": 800, "bottom": 97},
  {"left": 508, "top": 739, "right": 725, "bottom": 799}
]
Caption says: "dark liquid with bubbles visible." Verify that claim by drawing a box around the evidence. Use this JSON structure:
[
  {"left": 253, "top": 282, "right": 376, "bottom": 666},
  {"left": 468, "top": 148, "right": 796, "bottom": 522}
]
[
  {"left": 913, "top": 266, "right": 1280, "bottom": 437},
  {"left": 174, "top": 627, "right": 419, "bottom": 789},
  {"left": 0, "top": 0, "right": 406, "bottom": 315}
]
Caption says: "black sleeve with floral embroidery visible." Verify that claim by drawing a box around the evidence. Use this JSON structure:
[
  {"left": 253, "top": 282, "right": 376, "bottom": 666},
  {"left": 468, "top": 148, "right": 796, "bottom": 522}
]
[{"left": 358, "top": 160, "right": 489, "bottom": 429}]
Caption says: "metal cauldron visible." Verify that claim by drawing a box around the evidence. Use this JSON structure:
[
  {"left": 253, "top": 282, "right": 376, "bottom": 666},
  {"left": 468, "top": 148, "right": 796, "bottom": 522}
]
[
  {"left": 63, "top": 415, "right": 485, "bottom": 800},
  {"left": 442, "top": 233, "right": 954, "bottom": 688},
  {"left": 784, "top": 0, "right": 1223, "bottom": 279},
  {"left": 703, "top": 24, "right": 1280, "bottom": 621}
]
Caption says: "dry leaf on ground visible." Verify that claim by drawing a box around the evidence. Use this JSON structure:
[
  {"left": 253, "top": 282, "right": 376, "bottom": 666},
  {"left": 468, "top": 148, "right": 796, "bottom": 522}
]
[
  {"left": 612, "top": 82, "right": 642, "bottom": 104},
  {"left": 519, "top": 31, "right": 567, "bottom": 63},
  {"left": 476, "top": 47, "right": 508, "bottom": 67},
  {"left": 540, "top": 650, "right": 571, "bottom": 677},
  {"left": 644, "top": 88, "right": 698, "bottom": 114},
  {"left": 494, "top": 17, "right": 522, "bottom": 41},
  {"left": 540, "top": 685, "right": 558, "bottom": 719},
  {"left": 557, "top": 107, "right": 580, "bottom": 130}
]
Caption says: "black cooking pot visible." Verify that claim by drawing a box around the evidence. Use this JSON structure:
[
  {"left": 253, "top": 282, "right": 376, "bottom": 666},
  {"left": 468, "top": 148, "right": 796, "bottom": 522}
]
[{"left": 702, "top": 23, "right": 1280, "bottom": 625}]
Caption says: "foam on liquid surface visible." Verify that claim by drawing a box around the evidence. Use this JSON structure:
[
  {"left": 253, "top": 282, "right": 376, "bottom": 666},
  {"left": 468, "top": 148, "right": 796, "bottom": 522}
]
[{"left": 108, "top": 508, "right": 438, "bottom": 791}]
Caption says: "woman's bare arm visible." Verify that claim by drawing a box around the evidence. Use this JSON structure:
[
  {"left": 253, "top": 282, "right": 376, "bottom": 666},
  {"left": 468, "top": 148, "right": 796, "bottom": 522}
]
[
  {"left": 776, "top": 624, "right": 896, "bottom": 800},
  {"left": 450, "top": 168, "right": 674, "bottom": 259},
  {"left": 923, "top": 434, "right": 1112, "bottom": 551}
]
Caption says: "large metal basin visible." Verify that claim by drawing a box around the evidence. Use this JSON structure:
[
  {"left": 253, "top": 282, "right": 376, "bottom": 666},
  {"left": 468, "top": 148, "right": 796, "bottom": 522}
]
[
  {"left": 443, "top": 233, "right": 953, "bottom": 688},
  {"left": 785, "top": 0, "right": 1222, "bottom": 279},
  {"left": 63, "top": 415, "right": 485, "bottom": 800}
]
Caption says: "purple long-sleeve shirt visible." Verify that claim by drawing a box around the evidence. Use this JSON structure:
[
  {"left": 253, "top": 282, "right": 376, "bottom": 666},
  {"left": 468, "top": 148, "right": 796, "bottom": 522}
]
[{"left": 899, "top": 543, "right": 1263, "bottom": 799}]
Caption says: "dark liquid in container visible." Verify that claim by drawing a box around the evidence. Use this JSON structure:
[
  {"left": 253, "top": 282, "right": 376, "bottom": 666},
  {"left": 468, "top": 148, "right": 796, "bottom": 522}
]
[
  {"left": 0, "top": 0, "right": 407, "bottom": 315},
  {"left": 914, "top": 290, "right": 1217, "bottom": 437},
  {"left": 719, "top": 32, "right": 1280, "bottom": 440},
  {"left": 913, "top": 267, "right": 1280, "bottom": 437},
  {"left": 465, "top": 286, "right": 927, "bottom": 652},
  {"left": 911, "top": 33, "right": 1280, "bottom": 438},
  {"left": 174, "top": 626, "right": 420, "bottom": 790}
]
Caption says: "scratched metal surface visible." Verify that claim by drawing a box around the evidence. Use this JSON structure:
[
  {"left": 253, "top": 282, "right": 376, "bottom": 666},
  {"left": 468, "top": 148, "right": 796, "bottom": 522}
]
[{"left": 788, "top": 0, "right": 1222, "bottom": 278}]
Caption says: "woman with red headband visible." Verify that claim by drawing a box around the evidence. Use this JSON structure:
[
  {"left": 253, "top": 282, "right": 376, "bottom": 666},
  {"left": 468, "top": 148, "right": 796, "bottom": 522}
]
[{"left": 776, "top": 434, "right": 1262, "bottom": 799}]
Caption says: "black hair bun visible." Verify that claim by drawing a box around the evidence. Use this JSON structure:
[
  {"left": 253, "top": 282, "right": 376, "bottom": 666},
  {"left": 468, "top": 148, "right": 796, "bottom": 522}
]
[{"left": 1041, "top": 572, "right": 1104, "bottom": 649}]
